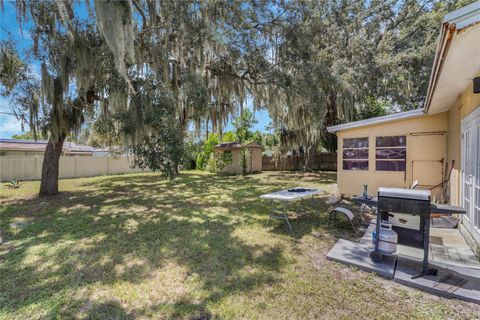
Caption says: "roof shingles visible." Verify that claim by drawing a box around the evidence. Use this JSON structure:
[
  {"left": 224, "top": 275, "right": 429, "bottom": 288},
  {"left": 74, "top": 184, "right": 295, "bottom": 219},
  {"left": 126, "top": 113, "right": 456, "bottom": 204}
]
[{"left": 0, "top": 139, "right": 100, "bottom": 153}]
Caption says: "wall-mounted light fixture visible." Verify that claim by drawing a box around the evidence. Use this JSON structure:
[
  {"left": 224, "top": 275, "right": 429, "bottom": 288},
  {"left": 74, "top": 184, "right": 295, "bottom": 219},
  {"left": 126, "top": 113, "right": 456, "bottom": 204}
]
[{"left": 474, "top": 76, "right": 480, "bottom": 94}]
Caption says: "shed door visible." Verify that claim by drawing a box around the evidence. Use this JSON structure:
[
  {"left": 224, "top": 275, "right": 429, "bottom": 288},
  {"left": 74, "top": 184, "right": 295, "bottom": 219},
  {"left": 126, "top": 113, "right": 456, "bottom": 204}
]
[{"left": 409, "top": 132, "right": 446, "bottom": 199}]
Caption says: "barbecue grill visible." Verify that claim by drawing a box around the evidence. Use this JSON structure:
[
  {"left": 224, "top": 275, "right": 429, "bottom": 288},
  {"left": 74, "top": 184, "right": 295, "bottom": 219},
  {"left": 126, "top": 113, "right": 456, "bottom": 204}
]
[
  {"left": 353, "top": 188, "right": 466, "bottom": 279},
  {"left": 373, "top": 188, "right": 435, "bottom": 278},
  {"left": 378, "top": 188, "right": 430, "bottom": 249}
]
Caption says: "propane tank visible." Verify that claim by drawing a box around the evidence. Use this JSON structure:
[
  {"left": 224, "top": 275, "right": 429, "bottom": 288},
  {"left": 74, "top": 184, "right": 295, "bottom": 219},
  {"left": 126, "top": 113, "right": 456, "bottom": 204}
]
[{"left": 372, "top": 221, "right": 398, "bottom": 254}]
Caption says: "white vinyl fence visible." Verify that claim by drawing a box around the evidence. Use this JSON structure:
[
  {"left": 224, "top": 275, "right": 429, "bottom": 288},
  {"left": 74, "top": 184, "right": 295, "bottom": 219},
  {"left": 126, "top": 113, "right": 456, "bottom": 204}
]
[{"left": 0, "top": 156, "right": 146, "bottom": 181}]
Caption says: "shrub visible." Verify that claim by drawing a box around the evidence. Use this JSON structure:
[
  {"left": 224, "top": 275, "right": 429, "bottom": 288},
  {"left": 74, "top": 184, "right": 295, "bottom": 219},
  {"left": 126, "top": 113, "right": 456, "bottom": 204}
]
[
  {"left": 205, "top": 152, "right": 227, "bottom": 173},
  {"left": 196, "top": 133, "right": 219, "bottom": 170}
]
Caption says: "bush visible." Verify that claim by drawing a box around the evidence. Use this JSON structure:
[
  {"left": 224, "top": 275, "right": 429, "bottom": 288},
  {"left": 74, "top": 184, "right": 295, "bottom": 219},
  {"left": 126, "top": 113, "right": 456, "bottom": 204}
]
[
  {"left": 205, "top": 152, "right": 227, "bottom": 173},
  {"left": 196, "top": 133, "right": 219, "bottom": 170},
  {"left": 132, "top": 130, "right": 184, "bottom": 179}
]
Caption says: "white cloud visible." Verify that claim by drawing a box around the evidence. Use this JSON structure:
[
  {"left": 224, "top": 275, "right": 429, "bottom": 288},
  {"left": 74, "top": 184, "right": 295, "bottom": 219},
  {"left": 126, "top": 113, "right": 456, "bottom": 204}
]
[{"left": 0, "top": 114, "right": 24, "bottom": 138}]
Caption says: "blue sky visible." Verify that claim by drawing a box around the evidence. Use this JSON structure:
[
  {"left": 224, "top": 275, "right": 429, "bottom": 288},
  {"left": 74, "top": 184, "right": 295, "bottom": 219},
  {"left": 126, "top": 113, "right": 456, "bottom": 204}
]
[
  {"left": 0, "top": 2, "right": 272, "bottom": 139},
  {"left": 225, "top": 107, "right": 271, "bottom": 133},
  {"left": 0, "top": 2, "right": 34, "bottom": 138}
]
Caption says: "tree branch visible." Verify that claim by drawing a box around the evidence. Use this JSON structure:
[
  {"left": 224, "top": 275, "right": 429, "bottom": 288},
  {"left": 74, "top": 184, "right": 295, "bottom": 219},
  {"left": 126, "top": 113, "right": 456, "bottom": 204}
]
[{"left": 132, "top": 0, "right": 147, "bottom": 30}]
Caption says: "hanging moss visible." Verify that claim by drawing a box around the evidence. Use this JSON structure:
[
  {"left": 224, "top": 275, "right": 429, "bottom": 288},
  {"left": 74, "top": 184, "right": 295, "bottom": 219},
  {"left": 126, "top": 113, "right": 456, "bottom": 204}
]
[
  {"left": 0, "top": 42, "right": 27, "bottom": 95},
  {"left": 94, "top": 0, "right": 135, "bottom": 88},
  {"left": 10, "top": 0, "right": 342, "bottom": 174}
]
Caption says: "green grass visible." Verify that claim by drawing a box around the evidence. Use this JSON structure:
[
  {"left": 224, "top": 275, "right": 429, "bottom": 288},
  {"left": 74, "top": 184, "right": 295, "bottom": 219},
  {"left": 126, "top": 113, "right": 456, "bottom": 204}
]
[{"left": 0, "top": 171, "right": 477, "bottom": 319}]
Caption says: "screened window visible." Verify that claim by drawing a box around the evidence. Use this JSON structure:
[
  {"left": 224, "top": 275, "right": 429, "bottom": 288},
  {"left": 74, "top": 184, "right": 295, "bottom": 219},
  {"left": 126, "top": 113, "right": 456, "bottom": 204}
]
[
  {"left": 223, "top": 150, "right": 232, "bottom": 162},
  {"left": 343, "top": 138, "right": 368, "bottom": 170},
  {"left": 375, "top": 136, "right": 406, "bottom": 171}
]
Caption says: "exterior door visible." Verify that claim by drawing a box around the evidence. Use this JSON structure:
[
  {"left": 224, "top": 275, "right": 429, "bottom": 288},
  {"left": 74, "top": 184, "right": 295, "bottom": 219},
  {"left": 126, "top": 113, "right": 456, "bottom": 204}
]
[
  {"left": 461, "top": 107, "right": 480, "bottom": 242},
  {"left": 409, "top": 132, "right": 446, "bottom": 199}
]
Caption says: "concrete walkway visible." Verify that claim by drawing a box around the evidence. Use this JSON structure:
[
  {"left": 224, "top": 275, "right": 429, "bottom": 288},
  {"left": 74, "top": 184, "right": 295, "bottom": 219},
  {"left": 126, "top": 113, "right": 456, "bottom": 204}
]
[{"left": 326, "top": 222, "right": 480, "bottom": 303}]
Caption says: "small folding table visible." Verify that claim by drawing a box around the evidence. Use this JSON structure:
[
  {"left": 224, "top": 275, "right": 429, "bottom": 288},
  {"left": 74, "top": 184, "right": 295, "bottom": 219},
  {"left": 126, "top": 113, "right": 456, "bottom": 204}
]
[{"left": 260, "top": 187, "right": 323, "bottom": 233}]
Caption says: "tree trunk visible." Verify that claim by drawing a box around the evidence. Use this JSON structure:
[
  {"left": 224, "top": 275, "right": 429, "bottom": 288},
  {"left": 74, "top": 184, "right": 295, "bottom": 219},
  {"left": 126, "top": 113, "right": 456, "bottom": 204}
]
[
  {"left": 322, "top": 90, "right": 339, "bottom": 153},
  {"left": 39, "top": 137, "right": 65, "bottom": 196},
  {"left": 303, "top": 146, "right": 312, "bottom": 172}
]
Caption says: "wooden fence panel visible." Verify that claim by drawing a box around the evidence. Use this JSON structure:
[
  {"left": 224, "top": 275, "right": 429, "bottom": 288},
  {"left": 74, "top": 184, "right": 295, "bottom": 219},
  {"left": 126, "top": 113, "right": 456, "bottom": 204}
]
[
  {"left": 262, "top": 153, "right": 337, "bottom": 171},
  {"left": 0, "top": 156, "right": 145, "bottom": 181}
]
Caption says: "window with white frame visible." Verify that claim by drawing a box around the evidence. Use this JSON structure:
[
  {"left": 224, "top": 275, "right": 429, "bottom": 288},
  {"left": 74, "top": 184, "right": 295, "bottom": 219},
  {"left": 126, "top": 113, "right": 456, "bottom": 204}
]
[
  {"left": 343, "top": 137, "right": 369, "bottom": 170},
  {"left": 375, "top": 136, "right": 406, "bottom": 171}
]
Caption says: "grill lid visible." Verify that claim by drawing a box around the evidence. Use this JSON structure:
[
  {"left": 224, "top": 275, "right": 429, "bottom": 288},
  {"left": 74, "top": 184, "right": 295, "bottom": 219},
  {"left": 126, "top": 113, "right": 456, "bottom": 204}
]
[{"left": 378, "top": 187, "right": 431, "bottom": 201}]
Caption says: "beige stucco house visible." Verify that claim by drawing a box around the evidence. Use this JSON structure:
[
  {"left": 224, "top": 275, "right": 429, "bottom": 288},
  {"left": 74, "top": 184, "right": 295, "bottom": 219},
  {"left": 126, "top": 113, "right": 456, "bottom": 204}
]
[
  {"left": 214, "top": 141, "right": 262, "bottom": 174},
  {"left": 327, "top": 2, "right": 480, "bottom": 252}
]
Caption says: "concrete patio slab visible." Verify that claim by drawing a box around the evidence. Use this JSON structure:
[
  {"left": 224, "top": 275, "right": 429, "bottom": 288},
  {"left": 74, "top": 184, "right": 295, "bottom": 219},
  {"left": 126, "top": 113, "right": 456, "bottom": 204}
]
[
  {"left": 430, "top": 229, "right": 480, "bottom": 268},
  {"left": 327, "top": 221, "right": 480, "bottom": 303},
  {"left": 360, "top": 220, "right": 480, "bottom": 272},
  {"left": 394, "top": 228, "right": 480, "bottom": 280},
  {"left": 358, "top": 222, "right": 375, "bottom": 245},
  {"left": 394, "top": 258, "right": 480, "bottom": 304},
  {"left": 326, "top": 239, "right": 396, "bottom": 279}
]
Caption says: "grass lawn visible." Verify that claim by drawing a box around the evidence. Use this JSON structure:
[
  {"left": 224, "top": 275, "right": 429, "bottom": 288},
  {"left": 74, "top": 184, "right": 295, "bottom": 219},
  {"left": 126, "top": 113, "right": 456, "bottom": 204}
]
[{"left": 0, "top": 171, "right": 478, "bottom": 319}]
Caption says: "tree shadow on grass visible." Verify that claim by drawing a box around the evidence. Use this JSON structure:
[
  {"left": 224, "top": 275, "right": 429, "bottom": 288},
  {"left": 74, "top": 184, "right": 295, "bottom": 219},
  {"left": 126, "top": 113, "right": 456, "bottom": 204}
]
[
  {"left": 264, "top": 194, "right": 367, "bottom": 246},
  {"left": 71, "top": 300, "right": 136, "bottom": 320},
  {"left": 0, "top": 172, "right": 308, "bottom": 318}
]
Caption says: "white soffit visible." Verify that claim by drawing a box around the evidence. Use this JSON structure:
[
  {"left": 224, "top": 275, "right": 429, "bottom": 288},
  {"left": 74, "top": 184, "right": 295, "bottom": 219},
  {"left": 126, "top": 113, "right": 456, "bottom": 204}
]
[{"left": 428, "top": 22, "right": 480, "bottom": 114}]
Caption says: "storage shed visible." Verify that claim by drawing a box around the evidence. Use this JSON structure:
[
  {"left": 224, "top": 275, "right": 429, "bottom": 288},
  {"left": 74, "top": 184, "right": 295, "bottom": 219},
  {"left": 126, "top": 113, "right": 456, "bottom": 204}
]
[{"left": 214, "top": 141, "right": 262, "bottom": 174}]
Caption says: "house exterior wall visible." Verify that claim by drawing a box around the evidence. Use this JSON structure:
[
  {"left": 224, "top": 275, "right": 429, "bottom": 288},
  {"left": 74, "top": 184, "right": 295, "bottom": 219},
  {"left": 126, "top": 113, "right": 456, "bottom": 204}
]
[
  {"left": 445, "top": 74, "right": 480, "bottom": 253},
  {"left": 448, "top": 73, "right": 480, "bottom": 207},
  {"left": 336, "top": 112, "right": 448, "bottom": 197},
  {"left": 334, "top": 76, "right": 480, "bottom": 253},
  {"left": 447, "top": 100, "right": 462, "bottom": 206},
  {"left": 0, "top": 150, "right": 94, "bottom": 157},
  {"left": 64, "top": 152, "right": 93, "bottom": 156},
  {"left": 0, "top": 150, "right": 45, "bottom": 156}
]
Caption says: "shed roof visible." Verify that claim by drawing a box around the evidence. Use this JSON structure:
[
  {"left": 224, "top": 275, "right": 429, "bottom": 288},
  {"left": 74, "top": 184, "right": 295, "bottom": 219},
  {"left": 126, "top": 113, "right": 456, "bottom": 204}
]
[
  {"left": 215, "top": 141, "right": 242, "bottom": 149},
  {"left": 243, "top": 141, "right": 263, "bottom": 149},
  {"left": 214, "top": 141, "right": 262, "bottom": 150}
]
